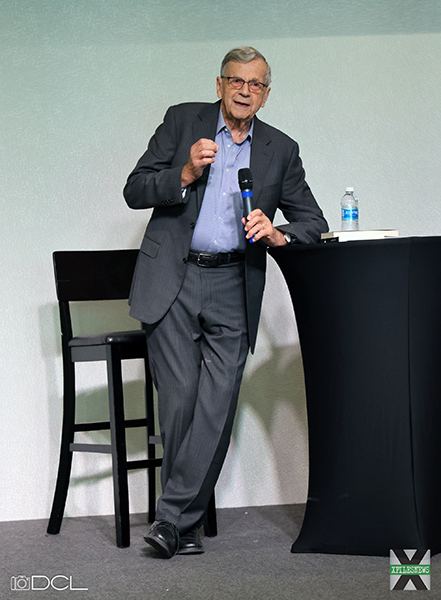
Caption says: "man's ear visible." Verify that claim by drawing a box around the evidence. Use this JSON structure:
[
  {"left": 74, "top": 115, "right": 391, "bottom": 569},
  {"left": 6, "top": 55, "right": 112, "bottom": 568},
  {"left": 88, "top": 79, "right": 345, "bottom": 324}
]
[
  {"left": 261, "top": 86, "right": 271, "bottom": 108},
  {"left": 216, "top": 76, "right": 223, "bottom": 99}
]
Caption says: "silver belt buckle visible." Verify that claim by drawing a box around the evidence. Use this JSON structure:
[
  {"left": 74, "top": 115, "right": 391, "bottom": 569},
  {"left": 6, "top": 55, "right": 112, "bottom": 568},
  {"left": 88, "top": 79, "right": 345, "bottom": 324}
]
[{"left": 197, "top": 252, "right": 216, "bottom": 267}]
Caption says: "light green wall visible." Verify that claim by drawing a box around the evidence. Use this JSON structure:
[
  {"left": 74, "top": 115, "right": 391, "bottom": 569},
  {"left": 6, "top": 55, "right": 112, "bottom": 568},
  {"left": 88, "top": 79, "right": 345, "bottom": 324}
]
[{"left": 1, "top": 1, "right": 440, "bottom": 521}]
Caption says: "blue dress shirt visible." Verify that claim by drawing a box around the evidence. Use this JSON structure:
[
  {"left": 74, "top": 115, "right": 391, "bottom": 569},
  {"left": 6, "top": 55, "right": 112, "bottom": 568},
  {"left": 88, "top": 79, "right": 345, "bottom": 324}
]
[{"left": 190, "top": 110, "right": 253, "bottom": 253}]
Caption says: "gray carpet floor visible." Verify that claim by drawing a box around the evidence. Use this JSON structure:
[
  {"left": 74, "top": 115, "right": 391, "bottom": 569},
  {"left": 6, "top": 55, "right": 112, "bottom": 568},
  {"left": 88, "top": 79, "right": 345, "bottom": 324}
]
[{"left": 1, "top": 504, "right": 439, "bottom": 599}]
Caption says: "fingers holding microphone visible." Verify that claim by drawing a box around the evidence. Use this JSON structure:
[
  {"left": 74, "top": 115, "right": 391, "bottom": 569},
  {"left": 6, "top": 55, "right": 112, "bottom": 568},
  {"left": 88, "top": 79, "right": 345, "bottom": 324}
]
[{"left": 243, "top": 210, "right": 276, "bottom": 245}]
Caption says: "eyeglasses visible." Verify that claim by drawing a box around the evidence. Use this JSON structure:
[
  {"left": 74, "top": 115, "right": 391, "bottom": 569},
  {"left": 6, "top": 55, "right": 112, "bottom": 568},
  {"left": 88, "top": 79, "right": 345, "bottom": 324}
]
[{"left": 221, "top": 76, "right": 268, "bottom": 94}]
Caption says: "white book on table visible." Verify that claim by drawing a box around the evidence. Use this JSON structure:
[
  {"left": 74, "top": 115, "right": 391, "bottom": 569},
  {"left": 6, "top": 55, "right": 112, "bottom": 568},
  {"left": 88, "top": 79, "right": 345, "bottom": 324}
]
[{"left": 321, "top": 229, "right": 399, "bottom": 243}]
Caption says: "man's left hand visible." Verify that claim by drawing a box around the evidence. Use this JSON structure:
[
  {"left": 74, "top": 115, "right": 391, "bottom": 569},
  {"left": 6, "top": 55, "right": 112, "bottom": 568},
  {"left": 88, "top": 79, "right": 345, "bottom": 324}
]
[{"left": 242, "top": 209, "right": 286, "bottom": 247}]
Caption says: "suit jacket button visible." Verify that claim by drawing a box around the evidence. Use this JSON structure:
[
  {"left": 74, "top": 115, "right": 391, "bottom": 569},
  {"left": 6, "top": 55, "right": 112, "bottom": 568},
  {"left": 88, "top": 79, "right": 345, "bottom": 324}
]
[
  {"left": 190, "top": 223, "right": 195, "bottom": 229},
  {"left": 183, "top": 257, "right": 188, "bottom": 263}
]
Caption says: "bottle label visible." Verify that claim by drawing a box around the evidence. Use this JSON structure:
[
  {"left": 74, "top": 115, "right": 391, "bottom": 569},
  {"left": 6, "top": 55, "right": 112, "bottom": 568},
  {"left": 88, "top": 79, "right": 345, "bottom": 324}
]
[{"left": 342, "top": 208, "right": 359, "bottom": 221}]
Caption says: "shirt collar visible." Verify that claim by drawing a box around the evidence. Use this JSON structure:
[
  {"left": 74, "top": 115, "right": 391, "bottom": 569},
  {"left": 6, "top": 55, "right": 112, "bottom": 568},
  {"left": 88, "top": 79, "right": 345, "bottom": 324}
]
[{"left": 216, "top": 108, "right": 254, "bottom": 142}]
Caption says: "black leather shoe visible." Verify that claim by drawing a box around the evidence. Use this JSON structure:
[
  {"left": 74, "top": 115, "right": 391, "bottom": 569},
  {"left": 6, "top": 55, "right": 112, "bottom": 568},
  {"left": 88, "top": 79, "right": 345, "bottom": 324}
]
[
  {"left": 144, "top": 521, "right": 180, "bottom": 558},
  {"left": 178, "top": 527, "right": 204, "bottom": 554}
]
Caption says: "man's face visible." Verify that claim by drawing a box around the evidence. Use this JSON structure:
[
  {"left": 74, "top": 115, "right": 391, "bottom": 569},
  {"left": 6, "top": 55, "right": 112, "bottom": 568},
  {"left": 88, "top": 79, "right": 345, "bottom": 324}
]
[{"left": 216, "top": 58, "right": 271, "bottom": 126}]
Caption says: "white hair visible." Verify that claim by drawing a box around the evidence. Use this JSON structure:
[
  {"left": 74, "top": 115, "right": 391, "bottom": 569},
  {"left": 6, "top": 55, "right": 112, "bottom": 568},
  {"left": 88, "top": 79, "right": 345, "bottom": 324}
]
[{"left": 220, "top": 46, "right": 271, "bottom": 85}]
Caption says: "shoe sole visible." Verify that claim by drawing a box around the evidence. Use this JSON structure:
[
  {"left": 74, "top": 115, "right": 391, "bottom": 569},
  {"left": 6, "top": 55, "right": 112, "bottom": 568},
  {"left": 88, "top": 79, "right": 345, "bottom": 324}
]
[
  {"left": 144, "top": 535, "right": 175, "bottom": 558},
  {"left": 177, "top": 546, "right": 205, "bottom": 555}
]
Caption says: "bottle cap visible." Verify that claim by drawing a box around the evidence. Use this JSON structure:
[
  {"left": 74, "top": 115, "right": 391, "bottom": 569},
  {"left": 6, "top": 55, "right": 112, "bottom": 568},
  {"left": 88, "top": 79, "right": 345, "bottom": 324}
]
[{"left": 345, "top": 187, "right": 354, "bottom": 192}]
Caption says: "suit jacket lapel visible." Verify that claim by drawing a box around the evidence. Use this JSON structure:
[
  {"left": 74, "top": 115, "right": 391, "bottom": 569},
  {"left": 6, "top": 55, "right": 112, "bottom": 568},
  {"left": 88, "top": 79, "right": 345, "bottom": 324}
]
[
  {"left": 192, "top": 101, "right": 221, "bottom": 210},
  {"left": 250, "top": 116, "right": 274, "bottom": 208}
]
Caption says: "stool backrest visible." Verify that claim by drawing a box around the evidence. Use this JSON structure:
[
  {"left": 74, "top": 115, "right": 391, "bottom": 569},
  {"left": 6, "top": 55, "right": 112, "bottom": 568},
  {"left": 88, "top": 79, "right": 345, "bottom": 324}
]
[
  {"left": 52, "top": 249, "right": 140, "bottom": 342},
  {"left": 53, "top": 250, "right": 139, "bottom": 302}
]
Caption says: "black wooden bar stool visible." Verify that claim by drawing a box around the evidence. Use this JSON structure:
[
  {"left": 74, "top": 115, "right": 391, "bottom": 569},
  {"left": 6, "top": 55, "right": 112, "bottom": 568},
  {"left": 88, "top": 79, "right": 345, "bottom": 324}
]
[{"left": 47, "top": 249, "right": 217, "bottom": 548}]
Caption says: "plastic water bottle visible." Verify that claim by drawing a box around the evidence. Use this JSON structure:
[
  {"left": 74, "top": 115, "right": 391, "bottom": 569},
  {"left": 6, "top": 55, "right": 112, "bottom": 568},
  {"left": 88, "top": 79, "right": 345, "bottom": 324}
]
[{"left": 341, "top": 187, "right": 359, "bottom": 231}]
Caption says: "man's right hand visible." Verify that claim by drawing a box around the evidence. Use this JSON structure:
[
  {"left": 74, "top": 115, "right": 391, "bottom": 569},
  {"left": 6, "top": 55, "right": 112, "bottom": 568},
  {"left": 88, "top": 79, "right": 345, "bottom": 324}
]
[{"left": 181, "top": 138, "right": 219, "bottom": 188}]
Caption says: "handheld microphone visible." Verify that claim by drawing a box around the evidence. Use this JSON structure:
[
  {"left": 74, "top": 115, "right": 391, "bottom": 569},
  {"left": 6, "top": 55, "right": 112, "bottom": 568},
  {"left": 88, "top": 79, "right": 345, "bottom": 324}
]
[{"left": 238, "top": 168, "right": 253, "bottom": 218}]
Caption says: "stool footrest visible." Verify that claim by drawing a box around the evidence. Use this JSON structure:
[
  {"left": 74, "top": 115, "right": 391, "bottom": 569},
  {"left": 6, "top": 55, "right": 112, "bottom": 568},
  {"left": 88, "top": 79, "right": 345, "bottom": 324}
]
[
  {"left": 74, "top": 418, "right": 148, "bottom": 433},
  {"left": 127, "top": 458, "right": 163, "bottom": 470},
  {"left": 70, "top": 443, "right": 112, "bottom": 454}
]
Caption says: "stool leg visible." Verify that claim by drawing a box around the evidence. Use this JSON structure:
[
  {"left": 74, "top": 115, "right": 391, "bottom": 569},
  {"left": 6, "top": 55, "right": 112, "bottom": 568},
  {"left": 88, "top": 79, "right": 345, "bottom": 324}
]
[
  {"left": 47, "top": 357, "right": 76, "bottom": 535},
  {"left": 144, "top": 356, "right": 157, "bottom": 523},
  {"left": 202, "top": 491, "right": 218, "bottom": 537},
  {"left": 107, "top": 345, "right": 130, "bottom": 548}
]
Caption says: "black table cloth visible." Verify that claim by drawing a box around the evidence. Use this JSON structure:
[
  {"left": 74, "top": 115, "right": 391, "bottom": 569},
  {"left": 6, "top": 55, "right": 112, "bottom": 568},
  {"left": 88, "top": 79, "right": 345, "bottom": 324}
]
[{"left": 270, "top": 236, "right": 441, "bottom": 556}]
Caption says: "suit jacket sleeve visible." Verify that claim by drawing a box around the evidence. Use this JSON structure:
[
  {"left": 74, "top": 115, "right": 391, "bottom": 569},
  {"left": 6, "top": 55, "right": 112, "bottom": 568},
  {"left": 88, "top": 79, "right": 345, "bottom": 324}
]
[
  {"left": 276, "top": 140, "right": 328, "bottom": 243},
  {"left": 123, "top": 105, "right": 189, "bottom": 210}
]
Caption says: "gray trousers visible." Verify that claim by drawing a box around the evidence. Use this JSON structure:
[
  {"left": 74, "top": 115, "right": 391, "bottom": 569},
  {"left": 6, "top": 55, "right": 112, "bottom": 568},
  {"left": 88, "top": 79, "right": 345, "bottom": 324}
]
[{"left": 145, "top": 261, "right": 250, "bottom": 534}]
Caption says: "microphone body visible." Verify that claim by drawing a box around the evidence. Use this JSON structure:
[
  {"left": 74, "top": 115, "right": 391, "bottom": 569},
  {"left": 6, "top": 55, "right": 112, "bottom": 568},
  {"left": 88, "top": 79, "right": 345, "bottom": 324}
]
[
  {"left": 238, "top": 168, "right": 253, "bottom": 218},
  {"left": 238, "top": 168, "right": 257, "bottom": 243},
  {"left": 242, "top": 193, "right": 253, "bottom": 218}
]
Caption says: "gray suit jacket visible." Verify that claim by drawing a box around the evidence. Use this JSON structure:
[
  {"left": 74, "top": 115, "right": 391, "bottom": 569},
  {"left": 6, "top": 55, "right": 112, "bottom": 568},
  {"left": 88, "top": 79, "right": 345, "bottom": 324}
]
[{"left": 124, "top": 100, "right": 328, "bottom": 351}]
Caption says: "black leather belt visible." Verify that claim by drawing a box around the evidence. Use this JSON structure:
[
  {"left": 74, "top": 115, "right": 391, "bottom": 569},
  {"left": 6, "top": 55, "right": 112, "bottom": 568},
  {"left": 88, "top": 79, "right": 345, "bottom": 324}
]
[{"left": 187, "top": 250, "right": 245, "bottom": 268}]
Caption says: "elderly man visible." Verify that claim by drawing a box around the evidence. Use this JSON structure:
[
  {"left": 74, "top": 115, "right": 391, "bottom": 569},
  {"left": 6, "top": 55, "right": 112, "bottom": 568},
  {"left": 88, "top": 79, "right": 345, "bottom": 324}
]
[{"left": 123, "top": 46, "right": 328, "bottom": 558}]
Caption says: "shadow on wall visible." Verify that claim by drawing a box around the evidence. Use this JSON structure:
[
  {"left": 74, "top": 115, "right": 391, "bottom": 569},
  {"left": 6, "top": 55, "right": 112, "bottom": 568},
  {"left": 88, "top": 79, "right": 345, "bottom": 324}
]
[
  {"left": 232, "top": 346, "right": 308, "bottom": 506},
  {"left": 222, "top": 255, "right": 309, "bottom": 506}
]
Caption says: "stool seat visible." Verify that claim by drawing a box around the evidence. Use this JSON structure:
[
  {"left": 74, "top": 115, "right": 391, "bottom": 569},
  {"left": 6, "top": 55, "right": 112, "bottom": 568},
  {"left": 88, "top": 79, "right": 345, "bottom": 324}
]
[{"left": 69, "top": 329, "right": 147, "bottom": 347}]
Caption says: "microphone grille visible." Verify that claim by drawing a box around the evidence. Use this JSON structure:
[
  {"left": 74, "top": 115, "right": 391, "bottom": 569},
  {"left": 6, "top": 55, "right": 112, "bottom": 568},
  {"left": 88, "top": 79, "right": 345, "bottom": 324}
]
[{"left": 238, "top": 168, "right": 253, "bottom": 191}]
